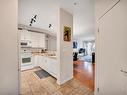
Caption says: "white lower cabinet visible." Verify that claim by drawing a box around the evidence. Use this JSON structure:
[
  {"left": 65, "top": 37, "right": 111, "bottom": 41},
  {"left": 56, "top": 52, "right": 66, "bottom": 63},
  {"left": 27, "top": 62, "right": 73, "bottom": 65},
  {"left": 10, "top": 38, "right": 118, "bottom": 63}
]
[
  {"left": 40, "top": 56, "right": 48, "bottom": 71},
  {"left": 33, "top": 55, "right": 38, "bottom": 67},
  {"left": 39, "top": 56, "right": 44, "bottom": 68},
  {"left": 33, "top": 55, "right": 57, "bottom": 79},
  {"left": 48, "top": 58, "right": 57, "bottom": 78},
  {"left": 33, "top": 55, "right": 42, "bottom": 67},
  {"left": 38, "top": 55, "right": 43, "bottom": 67}
]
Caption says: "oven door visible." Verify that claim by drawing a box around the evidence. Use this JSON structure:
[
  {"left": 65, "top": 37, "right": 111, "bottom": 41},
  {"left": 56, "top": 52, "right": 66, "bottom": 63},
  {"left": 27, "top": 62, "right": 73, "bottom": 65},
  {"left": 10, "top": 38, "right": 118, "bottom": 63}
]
[
  {"left": 22, "top": 57, "right": 31, "bottom": 65},
  {"left": 21, "top": 52, "right": 33, "bottom": 70}
]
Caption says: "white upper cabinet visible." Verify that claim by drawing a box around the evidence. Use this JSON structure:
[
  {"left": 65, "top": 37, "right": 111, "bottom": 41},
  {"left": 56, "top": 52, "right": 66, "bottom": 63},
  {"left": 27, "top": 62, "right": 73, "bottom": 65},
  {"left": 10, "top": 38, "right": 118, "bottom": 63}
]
[
  {"left": 38, "top": 33, "right": 46, "bottom": 48},
  {"left": 95, "top": 0, "right": 120, "bottom": 20},
  {"left": 31, "top": 32, "right": 39, "bottom": 48},
  {"left": 48, "top": 36, "right": 57, "bottom": 51},
  {"left": 31, "top": 32, "right": 46, "bottom": 48},
  {"left": 19, "top": 29, "right": 46, "bottom": 48},
  {"left": 20, "top": 29, "right": 31, "bottom": 41}
]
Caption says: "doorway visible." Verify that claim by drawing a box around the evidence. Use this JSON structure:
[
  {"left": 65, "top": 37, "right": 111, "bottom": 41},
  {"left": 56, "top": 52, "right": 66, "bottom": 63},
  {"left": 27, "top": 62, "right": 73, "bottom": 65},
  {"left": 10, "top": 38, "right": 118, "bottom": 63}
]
[
  {"left": 18, "top": 0, "right": 96, "bottom": 94},
  {"left": 73, "top": 40, "right": 95, "bottom": 91}
]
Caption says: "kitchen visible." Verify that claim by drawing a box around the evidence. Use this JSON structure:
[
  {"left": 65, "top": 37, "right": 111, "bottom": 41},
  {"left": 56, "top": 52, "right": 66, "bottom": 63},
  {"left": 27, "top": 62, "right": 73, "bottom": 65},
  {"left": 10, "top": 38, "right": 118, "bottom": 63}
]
[
  {"left": 19, "top": 24, "right": 58, "bottom": 79},
  {"left": 18, "top": 0, "right": 74, "bottom": 94}
]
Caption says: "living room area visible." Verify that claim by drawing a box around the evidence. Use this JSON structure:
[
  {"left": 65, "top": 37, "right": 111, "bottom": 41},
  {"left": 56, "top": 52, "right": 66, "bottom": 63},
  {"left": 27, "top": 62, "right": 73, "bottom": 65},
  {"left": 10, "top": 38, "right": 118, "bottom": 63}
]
[
  {"left": 73, "top": 37, "right": 95, "bottom": 91},
  {"left": 73, "top": 40, "right": 95, "bottom": 63},
  {"left": 72, "top": 0, "right": 95, "bottom": 91}
]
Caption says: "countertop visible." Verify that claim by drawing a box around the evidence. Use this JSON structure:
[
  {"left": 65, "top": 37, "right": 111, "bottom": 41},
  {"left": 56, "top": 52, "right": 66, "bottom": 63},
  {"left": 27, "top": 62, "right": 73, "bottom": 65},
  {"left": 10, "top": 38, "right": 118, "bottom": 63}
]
[{"left": 32, "top": 52, "right": 57, "bottom": 60}]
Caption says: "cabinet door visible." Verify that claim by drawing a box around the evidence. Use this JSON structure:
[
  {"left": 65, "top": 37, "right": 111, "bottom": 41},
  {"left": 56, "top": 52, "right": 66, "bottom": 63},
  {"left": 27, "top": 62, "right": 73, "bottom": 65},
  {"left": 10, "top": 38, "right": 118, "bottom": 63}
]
[
  {"left": 39, "top": 56, "right": 44, "bottom": 68},
  {"left": 42, "top": 34, "right": 46, "bottom": 48},
  {"left": 43, "top": 57, "right": 47, "bottom": 69},
  {"left": 31, "top": 55, "right": 35, "bottom": 67},
  {"left": 31, "top": 32, "right": 46, "bottom": 48},
  {"left": 50, "top": 38, "right": 56, "bottom": 50},
  {"left": 47, "top": 58, "right": 51, "bottom": 72},
  {"left": 45, "top": 58, "right": 57, "bottom": 77},
  {"left": 44, "top": 57, "right": 49, "bottom": 71},
  {"left": 31, "top": 32, "right": 34, "bottom": 47},
  {"left": 38, "top": 55, "right": 44, "bottom": 67},
  {"left": 24, "top": 30, "right": 31, "bottom": 41},
  {"left": 20, "top": 30, "right": 25, "bottom": 41},
  {"left": 33, "top": 55, "right": 38, "bottom": 67},
  {"left": 38, "top": 34, "right": 43, "bottom": 48},
  {"left": 50, "top": 59, "right": 57, "bottom": 75},
  {"left": 31, "top": 32, "right": 38, "bottom": 47},
  {"left": 20, "top": 30, "right": 31, "bottom": 41},
  {"left": 38, "top": 34, "right": 45, "bottom": 48}
]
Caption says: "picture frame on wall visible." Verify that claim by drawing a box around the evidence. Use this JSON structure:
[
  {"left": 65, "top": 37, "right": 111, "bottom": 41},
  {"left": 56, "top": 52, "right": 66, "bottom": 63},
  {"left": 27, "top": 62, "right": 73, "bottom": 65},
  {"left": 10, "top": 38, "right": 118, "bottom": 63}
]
[{"left": 64, "top": 26, "right": 71, "bottom": 42}]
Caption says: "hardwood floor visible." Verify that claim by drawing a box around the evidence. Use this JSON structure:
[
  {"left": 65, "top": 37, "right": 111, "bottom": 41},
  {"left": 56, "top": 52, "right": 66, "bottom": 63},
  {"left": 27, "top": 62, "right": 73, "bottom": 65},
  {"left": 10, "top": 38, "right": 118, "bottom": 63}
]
[
  {"left": 73, "top": 60, "right": 95, "bottom": 91},
  {"left": 21, "top": 67, "right": 93, "bottom": 95}
]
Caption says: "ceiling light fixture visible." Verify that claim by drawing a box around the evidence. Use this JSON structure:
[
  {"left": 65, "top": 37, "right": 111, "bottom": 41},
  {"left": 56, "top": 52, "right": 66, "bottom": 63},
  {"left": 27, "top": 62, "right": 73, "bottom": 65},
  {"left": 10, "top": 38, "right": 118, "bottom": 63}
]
[
  {"left": 49, "top": 24, "right": 52, "bottom": 28},
  {"left": 29, "top": 15, "right": 37, "bottom": 26}
]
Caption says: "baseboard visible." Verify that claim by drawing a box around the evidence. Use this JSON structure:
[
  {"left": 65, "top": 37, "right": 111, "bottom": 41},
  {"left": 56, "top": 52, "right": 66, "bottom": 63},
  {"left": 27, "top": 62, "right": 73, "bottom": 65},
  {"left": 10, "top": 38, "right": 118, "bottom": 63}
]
[{"left": 57, "top": 76, "right": 73, "bottom": 85}]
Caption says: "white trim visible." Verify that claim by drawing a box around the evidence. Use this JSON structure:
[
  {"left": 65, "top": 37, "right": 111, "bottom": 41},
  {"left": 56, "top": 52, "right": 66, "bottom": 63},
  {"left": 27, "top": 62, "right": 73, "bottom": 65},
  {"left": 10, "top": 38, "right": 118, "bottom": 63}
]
[
  {"left": 98, "top": 0, "right": 120, "bottom": 20},
  {"left": 57, "top": 76, "right": 73, "bottom": 85}
]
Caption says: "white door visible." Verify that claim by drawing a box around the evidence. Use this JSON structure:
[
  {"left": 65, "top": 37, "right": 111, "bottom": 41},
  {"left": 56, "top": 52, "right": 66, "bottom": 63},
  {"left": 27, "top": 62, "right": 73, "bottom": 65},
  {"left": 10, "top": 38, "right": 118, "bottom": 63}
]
[{"left": 97, "top": 0, "right": 127, "bottom": 95}]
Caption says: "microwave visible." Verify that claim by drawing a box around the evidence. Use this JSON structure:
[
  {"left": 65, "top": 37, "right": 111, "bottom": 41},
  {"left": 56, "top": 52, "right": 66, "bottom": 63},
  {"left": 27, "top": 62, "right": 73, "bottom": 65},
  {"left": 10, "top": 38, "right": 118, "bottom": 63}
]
[{"left": 20, "top": 40, "right": 32, "bottom": 48}]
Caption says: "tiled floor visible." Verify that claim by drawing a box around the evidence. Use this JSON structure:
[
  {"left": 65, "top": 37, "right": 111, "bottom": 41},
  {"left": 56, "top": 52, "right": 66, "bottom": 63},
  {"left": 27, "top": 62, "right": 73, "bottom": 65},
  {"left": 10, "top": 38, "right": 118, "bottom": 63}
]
[{"left": 21, "top": 67, "right": 93, "bottom": 95}]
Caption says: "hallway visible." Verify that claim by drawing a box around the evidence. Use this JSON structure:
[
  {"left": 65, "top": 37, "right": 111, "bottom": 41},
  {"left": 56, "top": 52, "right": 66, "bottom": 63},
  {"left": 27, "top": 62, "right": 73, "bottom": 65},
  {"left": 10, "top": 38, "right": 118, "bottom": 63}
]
[{"left": 74, "top": 60, "right": 95, "bottom": 91}]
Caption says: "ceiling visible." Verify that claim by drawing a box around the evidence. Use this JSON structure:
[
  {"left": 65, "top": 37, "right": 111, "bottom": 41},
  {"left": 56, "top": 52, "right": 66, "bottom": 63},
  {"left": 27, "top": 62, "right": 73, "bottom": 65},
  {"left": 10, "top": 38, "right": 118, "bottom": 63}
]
[
  {"left": 60, "top": 0, "right": 95, "bottom": 40},
  {"left": 18, "top": 0, "right": 95, "bottom": 40}
]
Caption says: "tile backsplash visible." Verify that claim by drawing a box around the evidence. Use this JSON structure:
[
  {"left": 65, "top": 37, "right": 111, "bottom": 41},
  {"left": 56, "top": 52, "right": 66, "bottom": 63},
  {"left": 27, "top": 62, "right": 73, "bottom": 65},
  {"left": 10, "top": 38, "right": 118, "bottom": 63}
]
[{"left": 31, "top": 48, "right": 57, "bottom": 56}]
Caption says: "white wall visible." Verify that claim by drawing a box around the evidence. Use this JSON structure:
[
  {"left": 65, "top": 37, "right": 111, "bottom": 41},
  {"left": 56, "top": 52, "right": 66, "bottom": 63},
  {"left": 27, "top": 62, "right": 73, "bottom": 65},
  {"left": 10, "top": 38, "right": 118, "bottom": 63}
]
[
  {"left": 18, "top": 0, "right": 59, "bottom": 33},
  {"left": 73, "top": 0, "right": 95, "bottom": 39},
  {"left": 0, "top": 0, "right": 19, "bottom": 95},
  {"left": 57, "top": 8, "right": 73, "bottom": 84},
  {"left": 19, "top": 0, "right": 95, "bottom": 40}
]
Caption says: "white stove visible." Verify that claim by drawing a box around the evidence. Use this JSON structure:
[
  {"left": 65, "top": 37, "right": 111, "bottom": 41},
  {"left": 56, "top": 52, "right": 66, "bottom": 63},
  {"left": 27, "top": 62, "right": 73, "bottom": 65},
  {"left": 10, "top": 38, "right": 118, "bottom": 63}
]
[{"left": 20, "top": 48, "right": 33, "bottom": 71}]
